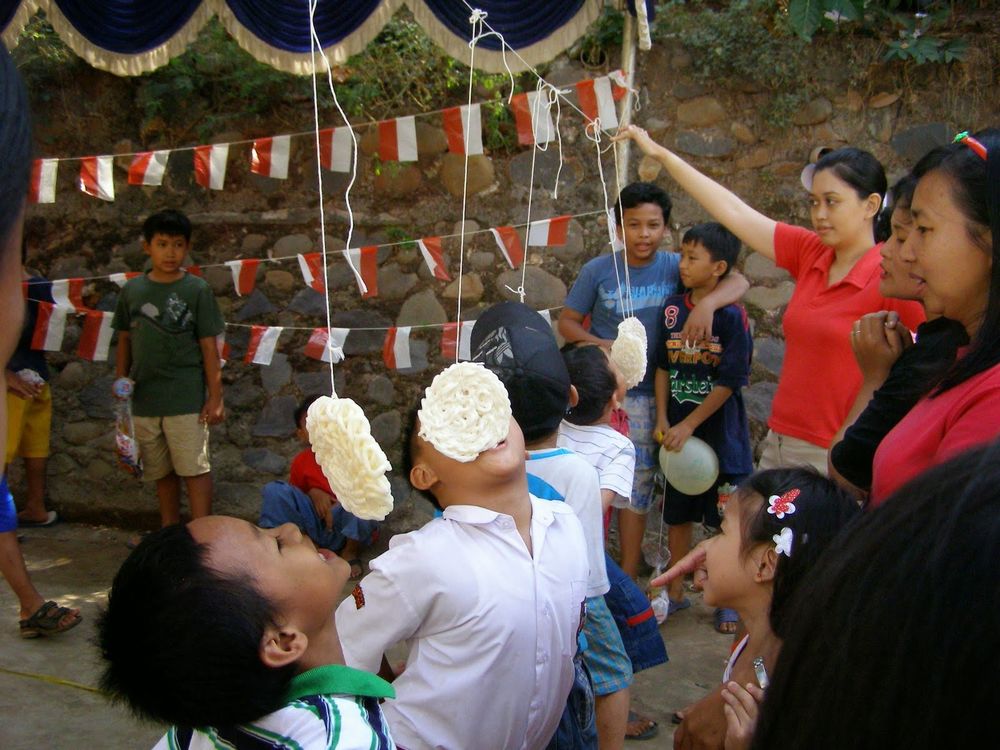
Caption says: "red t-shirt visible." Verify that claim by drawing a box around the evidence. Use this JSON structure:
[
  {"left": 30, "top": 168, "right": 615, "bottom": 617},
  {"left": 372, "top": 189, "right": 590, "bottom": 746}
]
[
  {"left": 769, "top": 223, "right": 925, "bottom": 448},
  {"left": 869, "top": 362, "right": 1000, "bottom": 506},
  {"left": 289, "top": 448, "right": 336, "bottom": 498}
]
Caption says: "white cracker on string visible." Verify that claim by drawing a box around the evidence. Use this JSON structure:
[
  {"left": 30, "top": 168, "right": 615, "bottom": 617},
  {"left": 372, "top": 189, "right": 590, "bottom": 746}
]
[
  {"left": 307, "top": 396, "right": 393, "bottom": 521},
  {"left": 611, "top": 317, "right": 647, "bottom": 389},
  {"left": 417, "top": 362, "right": 512, "bottom": 463}
]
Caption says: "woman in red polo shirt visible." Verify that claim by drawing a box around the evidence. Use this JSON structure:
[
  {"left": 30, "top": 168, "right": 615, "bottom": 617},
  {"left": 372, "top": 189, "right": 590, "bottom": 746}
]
[
  {"left": 869, "top": 128, "right": 1000, "bottom": 505},
  {"left": 616, "top": 126, "right": 924, "bottom": 473}
]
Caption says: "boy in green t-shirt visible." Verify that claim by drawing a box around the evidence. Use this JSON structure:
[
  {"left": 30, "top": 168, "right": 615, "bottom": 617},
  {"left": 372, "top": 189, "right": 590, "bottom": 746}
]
[{"left": 112, "top": 210, "right": 225, "bottom": 530}]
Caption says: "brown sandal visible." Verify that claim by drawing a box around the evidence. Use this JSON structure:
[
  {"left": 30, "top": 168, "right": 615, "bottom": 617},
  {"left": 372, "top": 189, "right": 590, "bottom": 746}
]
[{"left": 19, "top": 601, "right": 82, "bottom": 639}]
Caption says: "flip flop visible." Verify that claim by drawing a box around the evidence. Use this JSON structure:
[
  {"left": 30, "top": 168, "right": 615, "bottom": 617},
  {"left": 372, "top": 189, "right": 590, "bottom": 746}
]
[
  {"left": 18, "top": 510, "right": 59, "bottom": 528},
  {"left": 714, "top": 607, "right": 740, "bottom": 634},
  {"left": 19, "top": 601, "right": 82, "bottom": 639},
  {"left": 667, "top": 597, "right": 691, "bottom": 616},
  {"left": 625, "top": 711, "right": 659, "bottom": 741}
]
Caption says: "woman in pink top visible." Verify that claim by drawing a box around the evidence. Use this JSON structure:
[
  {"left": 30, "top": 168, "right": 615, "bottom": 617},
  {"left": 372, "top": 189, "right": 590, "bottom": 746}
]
[
  {"left": 616, "top": 127, "right": 923, "bottom": 474},
  {"left": 870, "top": 128, "right": 1000, "bottom": 505}
]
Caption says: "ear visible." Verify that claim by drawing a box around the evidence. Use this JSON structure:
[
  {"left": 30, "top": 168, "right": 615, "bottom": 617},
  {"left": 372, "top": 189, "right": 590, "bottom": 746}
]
[
  {"left": 864, "top": 193, "right": 883, "bottom": 220},
  {"left": 755, "top": 546, "right": 779, "bottom": 583},
  {"left": 260, "top": 626, "right": 308, "bottom": 669},
  {"left": 409, "top": 462, "right": 439, "bottom": 492},
  {"left": 141, "top": 240, "right": 151, "bottom": 255},
  {"left": 712, "top": 260, "right": 728, "bottom": 278},
  {"left": 568, "top": 385, "right": 579, "bottom": 408}
]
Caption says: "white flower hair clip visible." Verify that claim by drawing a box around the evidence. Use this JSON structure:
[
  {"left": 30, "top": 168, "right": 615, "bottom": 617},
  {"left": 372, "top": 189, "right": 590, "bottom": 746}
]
[
  {"left": 767, "top": 488, "right": 800, "bottom": 520},
  {"left": 773, "top": 527, "right": 794, "bottom": 557}
]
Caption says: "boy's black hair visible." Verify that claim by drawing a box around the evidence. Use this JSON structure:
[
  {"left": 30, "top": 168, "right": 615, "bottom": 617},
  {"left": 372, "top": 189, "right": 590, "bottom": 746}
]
[
  {"left": 0, "top": 44, "right": 32, "bottom": 244},
  {"left": 682, "top": 222, "right": 741, "bottom": 278},
  {"left": 562, "top": 343, "right": 617, "bottom": 426},
  {"left": 401, "top": 404, "right": 443, "bottom": 512},
  {"left": 294, "top": 394, "right": 323, "bottom": 429},
  {"left": 97, "top": 524, "right": 296, "bottom": 727},
  {"left": 736, "top": 467, "right": 859, "bottom": 640},
  {"left": 614, "top": 181, "right": 673, "bottom": 225},
  {"left": 143, "top": 209, "right": 192, "bottom": 243},
  {"left": 751, "top": 442, "right": 1000, "bottom": 750}
]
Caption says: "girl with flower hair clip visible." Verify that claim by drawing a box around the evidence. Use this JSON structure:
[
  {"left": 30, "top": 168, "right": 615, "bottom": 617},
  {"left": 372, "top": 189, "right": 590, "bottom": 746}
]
[{"left": 652, "top": 467, "right": 858, "bottom": 750}]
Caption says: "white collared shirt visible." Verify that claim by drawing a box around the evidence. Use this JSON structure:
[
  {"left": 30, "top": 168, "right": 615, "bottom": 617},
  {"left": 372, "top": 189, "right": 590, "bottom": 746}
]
[{"left": 336, "top": 496, "right": 589, "bottom": 750}]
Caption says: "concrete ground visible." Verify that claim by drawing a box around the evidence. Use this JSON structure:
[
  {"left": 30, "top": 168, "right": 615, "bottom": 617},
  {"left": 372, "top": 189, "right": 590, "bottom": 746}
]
[{"left": 1, "top": 522, "right": 729, "bottom": 750}]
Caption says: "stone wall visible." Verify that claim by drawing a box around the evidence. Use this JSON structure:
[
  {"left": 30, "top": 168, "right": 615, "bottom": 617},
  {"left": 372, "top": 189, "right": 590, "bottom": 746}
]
[{"left": 9, "top": 31, "right": 998, "bottom": 532}]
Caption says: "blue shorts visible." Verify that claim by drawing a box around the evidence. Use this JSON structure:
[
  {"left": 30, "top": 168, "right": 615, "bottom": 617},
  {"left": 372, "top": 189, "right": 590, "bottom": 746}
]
[
  {"left": 619, "top": 392, "right": 657, "bottom": 513},
  {"left": 260, "top": 481, "right": 378, "bottom": 551},
  {"left": 582, "top": 595, "right": 633, "bottom": 696},
  {"left": 0, "top": 476, "right": 16, "bottom": 533},
  {"left": 604, "top": 553, "right": 668, "bottom": 673}
]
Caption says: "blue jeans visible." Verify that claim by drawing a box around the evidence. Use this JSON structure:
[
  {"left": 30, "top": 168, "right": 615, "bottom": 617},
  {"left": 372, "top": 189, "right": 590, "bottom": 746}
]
[
  {"left": 545, "top": 653, "right": 598, "bottom": 750},
  {"left": 604, "top": 554, "right": 668, "bottom": 673},
  {"left": 259, "top": 481, "right": 377, "bottom": 552}
]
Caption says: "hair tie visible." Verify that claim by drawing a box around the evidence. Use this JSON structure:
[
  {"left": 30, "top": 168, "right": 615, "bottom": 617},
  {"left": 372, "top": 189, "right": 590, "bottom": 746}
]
[
  {"left": 767, "top": 488, "right": 800, "bottom": 519},
  {"left": 954, "top": 130, "right": 988, "bottom": 161}
]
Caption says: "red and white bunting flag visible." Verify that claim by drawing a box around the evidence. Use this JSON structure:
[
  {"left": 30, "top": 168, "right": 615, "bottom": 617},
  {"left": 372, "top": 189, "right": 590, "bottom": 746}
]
[
  {"left": 29, "top": 159, "right": 58, "bottom": 204},
  {"left": 442, "top": 104, "right": 484, "bottom": 156},
  {"left": 194, "top": 144, "right": 229, "bottom": 190},
  {"left": 127, "top": 150, "right": 170, "bottom": 186},
  {"left": 510, "top": 92, "right": 555, "bottom": 146},
  {"left": 185, "top": 265, "right": 202, "bottom": 277},
  {"left": 527, "top": 216, "right": 571, "bottom": 247},
  {"left": 490, "top": 226, "right": 525, "bottom": 269},
  {"left": 576, "top": 76, "right": 618, "bottom": 130},
  {"left": 50, "top": 278, "right": 86, "bottom": 311},
  {"left": 319, "top": 127, "right": 353, "bottom": 172},
  {"left": 109, "top": 271, "right": 142, "bottom": 288},
  {"left": 30, "top": 302, "right": 67, "bottom": 352},
  {"left": 416, "top": 237, "right": 450, "bottom": 281},
  {"left": 382, "top": 326, "right": 413, "bottom": 370},
  {"left": 77, "top": 311, "right": 114, "bottom": 361},
  {"left": 537, "top": 309, "right": 553, "bottom": 328},
  {"left": 377, "top": 116, "right": 418, "bottom": 162},
  {"left": 79, "top": 156, "right": 114, "bottom": 201},
  {"left": 216, "top": 333, "right": 231, "bottom": 365},
  {"left": 304, "top": 327, "right": 349, "bottom": 364},
  {"left": 609, "top": 69, "right": 630, "bottom": 99},
  {"left": 343, "top": 246, "right": 379, "bottom": 298},
  {"left": 441, "top": 320, "right": 476, "bottom": 361},
  {"left": 297, "top": 253, "right": 325, "bottom": 294},
  {"left": 226, "top": 259, "right": 260, "bottom": 297},
  {"left": 251, "top": 135, "right": 291, "bottom": 180},
  {"left": 244, "top": 326, "right": 283, "bottom": 366}
]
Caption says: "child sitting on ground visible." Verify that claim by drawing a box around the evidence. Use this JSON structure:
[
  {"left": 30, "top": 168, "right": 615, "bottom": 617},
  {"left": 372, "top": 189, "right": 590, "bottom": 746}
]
[
  {"left": 97, "top": 518, "right": 396, "bottom": 749},
  {"left": 335, "top": 362, "right": 589, "bottom": 750},
  {"left": 654, "top": 222, "right": 753, "bottom": 634},
  {"left": 260, "top": 395, "right": 377, "bottom": 580}
]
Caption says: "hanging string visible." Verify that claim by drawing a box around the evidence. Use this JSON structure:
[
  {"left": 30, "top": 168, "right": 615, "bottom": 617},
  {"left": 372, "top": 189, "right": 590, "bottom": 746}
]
[
  {"left": 610, "top": 135, "right": 634, "bottom": 319},
  {"left": 586, "top": 120, "right": 629, "bottom": 321}
]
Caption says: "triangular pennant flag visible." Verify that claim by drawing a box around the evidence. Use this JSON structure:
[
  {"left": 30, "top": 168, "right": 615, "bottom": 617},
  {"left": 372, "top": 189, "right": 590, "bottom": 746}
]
[
  {"left": 490, "top": 226, "right": 525, "bottom": 269},
  {"left": 77, "top": 311, "right": 114, "bottom": 361},
  {"left": 109, "top": 272, "right": 141, "bottom": 288},
  {"left": 185, "top": 265, "right": 202, "bottom": 277},
  {"left": 194, "top": 144, "right": 229, "bottom": 190},
  {"left": 251, "top": 135, "right": 291, "bottom": 180},
  {"left": 441, "top": 320, "right": 476, "bottom": 361},
  {"left": 442, "top": 104, "right": 484, "bottom": 156},
  {"left": 226, "top": 259, "right": 260, "bottom": 297},
  {"left": 576, "top": 76, "right": 618, "bottom": 130},
  {"left": 377, "top": 116, "right": 418, "bottom": 162},
  {"left": 382, "top": 326, "right": 412, "bottom": 370},
  {"left": 416, "top": 237, "right": 450, "bottom": 281},
  {"left": 319, "top": 127, "right": 353, "bottom": 172},
  {"left": 343, "top": 246, "right": 379, "bottom": 298},
  {"left": 29, "top": 159, "right": 58, "bottom": 204},
  {"left": 609, "top": 69, "right": 630, "bottom": 100},
  {"left": 128, "top": 150, "right": 170, "bottom": 186},
  {"left": 30, "top": 302, "right": 67, "bottom": 352},
  {"left": 79, "top": 156, "right": 114, "bottom": 201},
  {"left": 297, "top": 253, "right": 325, "bottom": 294},
  {"left": 537, "top": 309, "right": 553, "bottom": 328},
  {"left": 216, "top": 332, "right": 231, "bottom": 365},
  {"left": 304, "top": 327, "right": 349, "bottom": 364},
  {"left": 527, "top": 216, "right": 571, "bottom": 247},
  {"left": 510, "top": 92, "right": 555, "bottom": 146},
  {"left": 50, "top": 278, "right": 86, "bottom": 311},
  {"left": 244, "top": 325, "right": 283, "bottom": 365}
]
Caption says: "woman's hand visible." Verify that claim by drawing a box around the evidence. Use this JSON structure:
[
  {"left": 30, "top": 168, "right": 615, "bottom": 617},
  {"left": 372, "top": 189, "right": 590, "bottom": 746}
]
[
  {"left": 613, "top": 124, "right": 665, "bottom": 159},
  {"left": 850, "top": 311, "right": 911, "bottom": 386},
  {"left": 721, "top": 681, "right": 765, "bottom": 750}
]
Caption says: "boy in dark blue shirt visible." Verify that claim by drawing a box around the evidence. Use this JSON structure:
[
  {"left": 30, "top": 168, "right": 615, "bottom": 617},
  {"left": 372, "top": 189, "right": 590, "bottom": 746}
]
[{"left": 653, "top": 223, "right": 752, "bottom": 632}]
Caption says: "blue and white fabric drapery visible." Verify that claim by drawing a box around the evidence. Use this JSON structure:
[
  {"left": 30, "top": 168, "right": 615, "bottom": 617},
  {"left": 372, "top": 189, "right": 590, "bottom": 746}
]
[{"left": 1, "top": 0, "right": 602, "bottom": 75}]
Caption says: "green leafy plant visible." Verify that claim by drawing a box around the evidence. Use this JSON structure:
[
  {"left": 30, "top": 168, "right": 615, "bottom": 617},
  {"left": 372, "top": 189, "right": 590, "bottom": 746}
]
[
  {"left": 569, "top": 6, "right": 625, "bottom": 68},
  {"left": 882, "top": 10, "right": 968, "bottom": 63}
]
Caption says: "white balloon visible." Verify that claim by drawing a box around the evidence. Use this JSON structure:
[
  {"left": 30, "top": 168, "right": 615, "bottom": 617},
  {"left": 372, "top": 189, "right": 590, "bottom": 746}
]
[{"left": 659, "top": 437, "right": 719, "bottom": 495}]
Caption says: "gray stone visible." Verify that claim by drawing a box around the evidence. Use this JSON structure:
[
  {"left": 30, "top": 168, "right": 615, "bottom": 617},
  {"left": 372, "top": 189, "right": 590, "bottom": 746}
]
[
  {"left": 397, "top": 338, "right": 430, "bottom": 375},
  {"left": 753, "top": 338, "right": 785, "bottom": 377},
  {"left": 440, "top": 154, "right": 495, "bottom": 197},
  {"left": 242, "top": 448, "right": 288, "bottom": 475},
  {"left": 259, "top": 352, "right": 292, "bottom": 394},
  {"left": 374, "top": 165, "right": 423, "bottom": 197},
  {"left": 295, "top": 370, "right": 342, "bottom": 397},
  {"left": 397, "top": 288, "right": 448, "bottom": 327},
  {"left": 452, "top": 220, "right": 480, "bottom": 236},
  {"left": 252, "top": 395, "right": 298, "bottom": 437},
  {"left": 48, "top": 255, "right": 91, "bottom": 279},
  {"left": 890, "top": 123, "right": 950, "bottom": 163},
  {"left": 273, "top": 233, "right": 313, "bottom": 256},
  {"left": 676, "top": 96, "right": 726, "bottom": 127},
  {"left": 47, "top": 452, "right": 79, "bottom": 476},
  {"left": 377, "top": 263, "right": 419, "bottom": 300},
  {"left": 442, "top": 273, "right": 485, "bottom": 303},
  {"left": 78, "top": 375, "right": 115, "bottom": 419},
  {"left": 496, "top": 267, "right": 567, "bottom": 310},
  {"left": 327, "top": 261, "right": 361, "bottom": 291},
  {"left": 417, "top": 250, "right": 452, "bottom": 282},
  {"left": 730, "top": 122, "right": 756, "bottom": 144},
  {"left": 226, "top": 378, "right": 265, "bottom": 408},
  {"left": 415, "top": 121, "right": 449, "bottom": 155},
  {"left": 672, "top": 81, "right": 706, "bottom": 100},
  {"left": 55, "top": 361, "right": 89, "bottom": 390},
  {"left": 547, "top": 219, "right": 586, "bottom": 261},
  {"left": 331, "top": 311, "right": 393, "bottom": 354},
  {"left": 62, "top": 422, "right": 105, "bottom": 446},
  {"left": 234, "top": 289, "right": 275, "bottom": 321},
  {"left": 674, "top": 131, "right": 737, "bottom": 158},
  {"left": 287, "top": 288, "right": 329, "bottom": 316},
  {"left": 470, "top": 251, "right": 497, "bottom": 271},
  {"left": 745, "top": 282, "right": 795, "bottom": 311},
  {"left": 242, "top": 234, "right": 268, "bottom": 254},
  {"left": 86, "top": 460, "right": 113, "bottom": 480},
  {"left": 743, "top": 252, "right": 791, "bottom": 283},
  {"left": 792, "top": 97, "right": 833, "bottom": 126},
  {"left": 204, "top": 266, "right": 232, "bottom": 295},
  {"left": 744, "top": 381, "right": 778, "bottom": 424},
  {"left": 509, "top": 149, "right": 575, "bottom": 191},
  {"left": 370, "top": 411, "right": 402, "bottom": 450},
  {"left": 367, "top": 375, "right": 395, "bottom": 406},
  {"left": 264, "top": 270, "right": 296, "bottom": 294}
]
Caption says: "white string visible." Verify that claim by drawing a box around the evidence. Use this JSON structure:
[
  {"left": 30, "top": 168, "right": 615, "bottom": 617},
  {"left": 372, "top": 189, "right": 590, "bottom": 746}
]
[
  {"left": 585, "top": 121, "right": 629, "bottom": 321},
  {"left": 610, "top": 138, "right": 634, "bottom": 318}
]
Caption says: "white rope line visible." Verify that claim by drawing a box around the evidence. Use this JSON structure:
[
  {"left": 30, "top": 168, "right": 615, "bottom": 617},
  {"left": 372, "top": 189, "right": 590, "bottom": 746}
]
[
  {"left": 585, "top": 120, "right": 628, "bottom": 320},
  {"left": 223, "top": 306, "right": 564, "bottom": 333},
  {"left": 610, "top": 135, "right": 634, "bottom": 319}
]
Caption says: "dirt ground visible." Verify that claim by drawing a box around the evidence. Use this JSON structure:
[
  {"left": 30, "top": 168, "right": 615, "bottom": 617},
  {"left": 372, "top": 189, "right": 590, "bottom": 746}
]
[{"left": 0, "top": 522, "right": 729, "bottom": 749}]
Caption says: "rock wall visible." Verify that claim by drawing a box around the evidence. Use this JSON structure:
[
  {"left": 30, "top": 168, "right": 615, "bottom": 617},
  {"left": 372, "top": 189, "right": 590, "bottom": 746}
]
[{"left": 9, "top": 32, "right": 999, "bottom": 531}]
